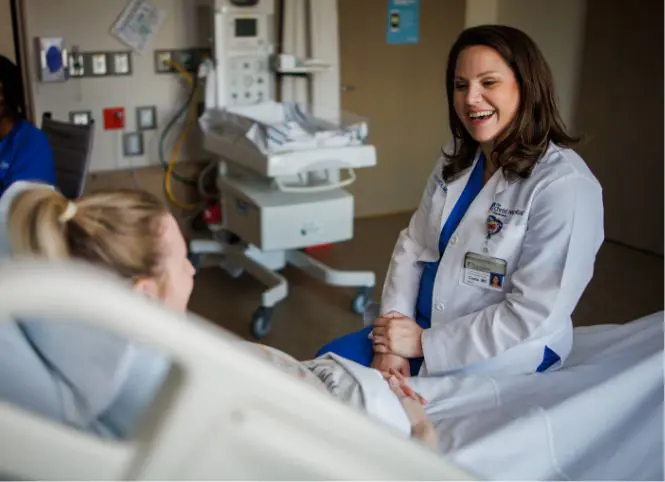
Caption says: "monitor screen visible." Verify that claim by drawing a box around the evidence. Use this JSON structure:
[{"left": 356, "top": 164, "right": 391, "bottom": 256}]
[{"left": 235, "top": 18, "right": 257, "bottom": 38}]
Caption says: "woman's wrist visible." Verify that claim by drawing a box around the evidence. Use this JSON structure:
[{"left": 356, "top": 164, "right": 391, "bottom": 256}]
[{"left": 416, "top": 327, "right": 426, "bottom": 358}]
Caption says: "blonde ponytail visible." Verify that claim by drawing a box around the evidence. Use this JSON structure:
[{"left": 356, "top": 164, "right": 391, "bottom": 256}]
[
  {"left": 8, "top": 187, "right": 73, "bottom": 259},
  {"left": 8, "top": 188, "right": 170, "bottom": 280}
]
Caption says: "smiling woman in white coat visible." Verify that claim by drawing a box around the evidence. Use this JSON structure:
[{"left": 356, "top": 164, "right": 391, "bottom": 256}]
[{"left": 316, "top": 25, "right": 604, "bottom": 378}]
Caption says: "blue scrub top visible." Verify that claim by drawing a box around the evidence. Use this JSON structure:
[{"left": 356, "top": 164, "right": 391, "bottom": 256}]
[
  {"left": 415, "top": 153, "right": 486, "bottom": 328},
  {"left": 0, "top": 119, "right": 57, "bottom": 196}
]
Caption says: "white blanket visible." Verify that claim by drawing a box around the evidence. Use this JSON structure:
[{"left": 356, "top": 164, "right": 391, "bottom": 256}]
[
  {"left": 404, "top": 312, "right": 663, "bottom": 480},
  {"left": 206, "top": 101, "right": 368, "bottom": 155}
]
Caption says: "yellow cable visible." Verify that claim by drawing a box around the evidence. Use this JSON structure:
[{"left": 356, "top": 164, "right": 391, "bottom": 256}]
[
  {"left": 165, "top": 93, "right": 199, "bottom": 209},
  {"left": 163, "top": 59, "right": 201, "bottom": 210}
]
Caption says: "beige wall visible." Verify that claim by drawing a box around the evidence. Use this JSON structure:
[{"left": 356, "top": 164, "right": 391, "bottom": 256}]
[
  {"left": 574, "top": 0, "right": 664, "bottom": 254},
  {"left": 23, "top": 0, "right": 210, "bottom": 173},
  {"left": 496, "top": 0, "right": 587, "bottom": 132},
  {"left": 465, "top": 0, "right": 498, "bottom": 27},
  {"left": 0, "top": 0, "right": 15, "bottom": 61},
  {"left": 340, "top": 0, "right": 465, "bottom": 218}
]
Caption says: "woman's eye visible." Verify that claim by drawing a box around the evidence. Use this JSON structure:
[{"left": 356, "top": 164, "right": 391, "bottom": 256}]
[
  {"left": 454, "top": 82, "right": 467, "bottom": 90},
  {"left": 483, "top": 80, "right": 497, "bottom": 87}
]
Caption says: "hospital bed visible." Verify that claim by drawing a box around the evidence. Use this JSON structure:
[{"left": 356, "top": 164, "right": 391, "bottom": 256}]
[
  {"left": 0, "top": 259, "right": 474, "bottom": 481},
  {"left": 0, "top": 260, "right": 662, "bottom": 480},
  {"left": 190, "top": 0, "right": 377, "bottom": 338},
  {"left": 414, "top": 311, "right": 664, "bottom": 480}
]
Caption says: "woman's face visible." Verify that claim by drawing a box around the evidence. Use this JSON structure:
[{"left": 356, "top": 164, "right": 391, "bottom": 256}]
[
  {"left": 135, "top": 213, "right": 195, "bottom": 312},
  {"left": 453, "top": 45, "right": 520, "bottom": 146},
  {"left": 159, "top": 213, "right": 196, "bottom": 312}
]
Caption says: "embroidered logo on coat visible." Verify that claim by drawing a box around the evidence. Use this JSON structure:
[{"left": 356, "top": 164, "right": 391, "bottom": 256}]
[
  {"left": 486, "top": 215, "right": 503, "bottom": 238},
  {"left": 489, "top": 202, "right": 524, "bottom": 218}
]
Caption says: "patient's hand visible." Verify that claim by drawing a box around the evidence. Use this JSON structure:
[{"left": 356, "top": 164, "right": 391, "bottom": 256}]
[
  {"left": 387, "top": 369, "right": 438, "bottom": 451},
  {"left": 371, "top": 353, "right": 410, "bottom": 378}
]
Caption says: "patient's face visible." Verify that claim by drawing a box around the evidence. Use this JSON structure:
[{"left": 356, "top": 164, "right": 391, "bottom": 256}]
[{"left": 156, "top": 213, "right": 195, "bottom": 312}]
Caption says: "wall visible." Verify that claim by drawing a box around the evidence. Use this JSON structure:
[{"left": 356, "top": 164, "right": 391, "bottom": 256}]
[
  {"left": 0, "top": 0, "right": 15, "bottom": 61},
  {"left": 465, "top": 0, "right": 498, "bottom": 27},
  {"left": 496, "top": 0, "right": 587, "bottom": 132},
  {"left": 574, "top": 0, "right": 664, "bottom": 255},
  {"left": 339, "top": 0, "right": 465, "bottom": 218},
  {"left": 22, "top": 0, "right": 211, "bottom": 173}
]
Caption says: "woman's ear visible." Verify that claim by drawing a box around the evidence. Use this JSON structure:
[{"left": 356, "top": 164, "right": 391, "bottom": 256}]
[{"left": 133, "top": 277, "right": 161, "bottom": 301}]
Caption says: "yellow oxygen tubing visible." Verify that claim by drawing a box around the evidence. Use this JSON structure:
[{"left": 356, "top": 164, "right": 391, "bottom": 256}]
[{"left": 162, "top": 59, "right": 203, "bottom": 210}]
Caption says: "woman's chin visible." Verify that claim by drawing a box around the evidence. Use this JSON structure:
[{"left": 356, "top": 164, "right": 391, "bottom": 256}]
[{"left": 467, "top": 129, "right": 499, "bottom": 144}]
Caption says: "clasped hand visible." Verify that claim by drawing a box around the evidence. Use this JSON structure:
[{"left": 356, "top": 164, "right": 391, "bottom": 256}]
[{"left": 369, "top": 311, "right": 424, "bottom": 359}]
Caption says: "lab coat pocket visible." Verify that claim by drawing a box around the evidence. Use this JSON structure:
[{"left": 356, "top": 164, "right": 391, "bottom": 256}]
[{"left": 487, "top": 223, "right": 527, "bottom": 267}]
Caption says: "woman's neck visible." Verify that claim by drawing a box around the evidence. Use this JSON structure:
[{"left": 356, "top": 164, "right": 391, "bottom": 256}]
[{"left": 481, "top": 142, "right": 498, "bottom": 181}]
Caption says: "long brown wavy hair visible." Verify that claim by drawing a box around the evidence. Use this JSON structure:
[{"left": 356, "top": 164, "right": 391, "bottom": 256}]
[{"left": 442, "top": 25, "right": 579, "bottom": 182}]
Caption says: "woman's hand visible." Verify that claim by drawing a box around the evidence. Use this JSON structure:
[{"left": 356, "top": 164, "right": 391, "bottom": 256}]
[
  {"left": 371, "top": 352, "right": 410, "bottom": 378},
  {"left": 386, "top": 368, "right": 437, "bottom": 450},
  {"left": 370, "top": 311, "right": 424, "bottom": 358}
]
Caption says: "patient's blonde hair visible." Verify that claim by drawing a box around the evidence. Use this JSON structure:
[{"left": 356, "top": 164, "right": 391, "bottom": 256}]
[{"left": 8, "top": 188, "right": 170, "bottom": 280}]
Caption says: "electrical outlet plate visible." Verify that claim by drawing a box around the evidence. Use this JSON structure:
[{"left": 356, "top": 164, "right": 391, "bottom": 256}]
[
  {"left": 123, "top": 132, "right": 144, "bottom": 157},
  {"left": 136, "top": 105, "right": 157, "bottom": 130},
  {"left": 154, "top": 50, "right": 173, "bottom": 73},
  {"left": 109, "top": 51, "right": 132, "bottom": 76},
  {"left": 155, "top": 48, "right": 211, "bottom": 74},
  {"left": 90, "top": 53, "right": 108, "bottom": 75},
  {"left": 69, "top": 110, "right": 93, "bottom": 125},
  {"left": 69, "top": 53, "right": 85, "bottom": 77}
]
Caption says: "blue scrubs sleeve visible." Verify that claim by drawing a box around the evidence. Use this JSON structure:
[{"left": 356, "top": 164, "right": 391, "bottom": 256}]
[{"left": 0, "top": 121, "right": 57, "bottom": 196}]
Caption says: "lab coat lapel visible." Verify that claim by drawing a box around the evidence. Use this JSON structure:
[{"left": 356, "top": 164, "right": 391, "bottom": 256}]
[
  {"left": 493, "top": 169, "right": 511, "bottom": 194},
  {"left": 435, "top": 151, "right": 481, "bottom": 240},
  {"left": 462, "top": 169, "right": 501, "bottom": 236}
]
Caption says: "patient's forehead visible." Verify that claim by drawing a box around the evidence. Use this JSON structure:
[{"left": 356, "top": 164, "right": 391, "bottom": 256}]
[{"left": 159, "top": 213, "right": 186, "bottom": 259}]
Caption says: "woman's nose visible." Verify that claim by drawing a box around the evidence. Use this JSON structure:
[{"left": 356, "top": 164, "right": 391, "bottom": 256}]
[{"left": 465, "top": 84, "right": 482, "bottom": 105}]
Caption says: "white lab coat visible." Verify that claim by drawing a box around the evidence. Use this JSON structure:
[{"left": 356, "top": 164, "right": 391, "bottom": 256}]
[{"left": 381, "top": 142, "right": 604, "bottom": 376}]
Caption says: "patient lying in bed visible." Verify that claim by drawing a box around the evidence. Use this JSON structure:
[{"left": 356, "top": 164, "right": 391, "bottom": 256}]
[
  {"left": 0, "top": 182, "right": 436, "bottom": 449},
  {"left": 248, "top": 343, "right": 436, "bottom": 448}
]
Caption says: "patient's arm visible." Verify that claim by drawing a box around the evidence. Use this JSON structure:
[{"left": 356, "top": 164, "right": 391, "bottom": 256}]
[
  {"left": 387, "top": 369, "right": 438, "bottom": 451},
  {"left": 371, "top": 352, "right": 410, "bottom": 378}
]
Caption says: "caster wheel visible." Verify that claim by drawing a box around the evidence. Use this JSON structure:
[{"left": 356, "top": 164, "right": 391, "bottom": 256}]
[
  {"left": 251, "top": 307, "right": 273, "bottom": 339},
  {"left": 351, "top": 287, "right": 372, "bottom": 315}
]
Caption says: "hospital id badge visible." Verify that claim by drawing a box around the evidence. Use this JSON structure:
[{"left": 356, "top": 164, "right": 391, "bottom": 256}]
[{"left": 462, "top": 252, "right": 507, "bottom": 291}]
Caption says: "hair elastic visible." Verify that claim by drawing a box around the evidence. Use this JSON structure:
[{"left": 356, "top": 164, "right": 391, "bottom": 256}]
[{"left": 58, "top": 202, "right": 78, "bottom": 224}]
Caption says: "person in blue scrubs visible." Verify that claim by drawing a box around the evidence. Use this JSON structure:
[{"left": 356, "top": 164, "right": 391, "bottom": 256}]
[{"left": 0, "top": 55, "right": 56, "bottom": 196}]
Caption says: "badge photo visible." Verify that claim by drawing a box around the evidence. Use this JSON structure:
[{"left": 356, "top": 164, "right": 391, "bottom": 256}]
[{"left": 462, "top": 252, "right": 507, "bottom": 291}]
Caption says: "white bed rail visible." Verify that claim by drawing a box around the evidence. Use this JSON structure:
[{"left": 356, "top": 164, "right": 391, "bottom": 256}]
[{"left": 0, "top": 260, "right": 475, "bottom": 480}]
